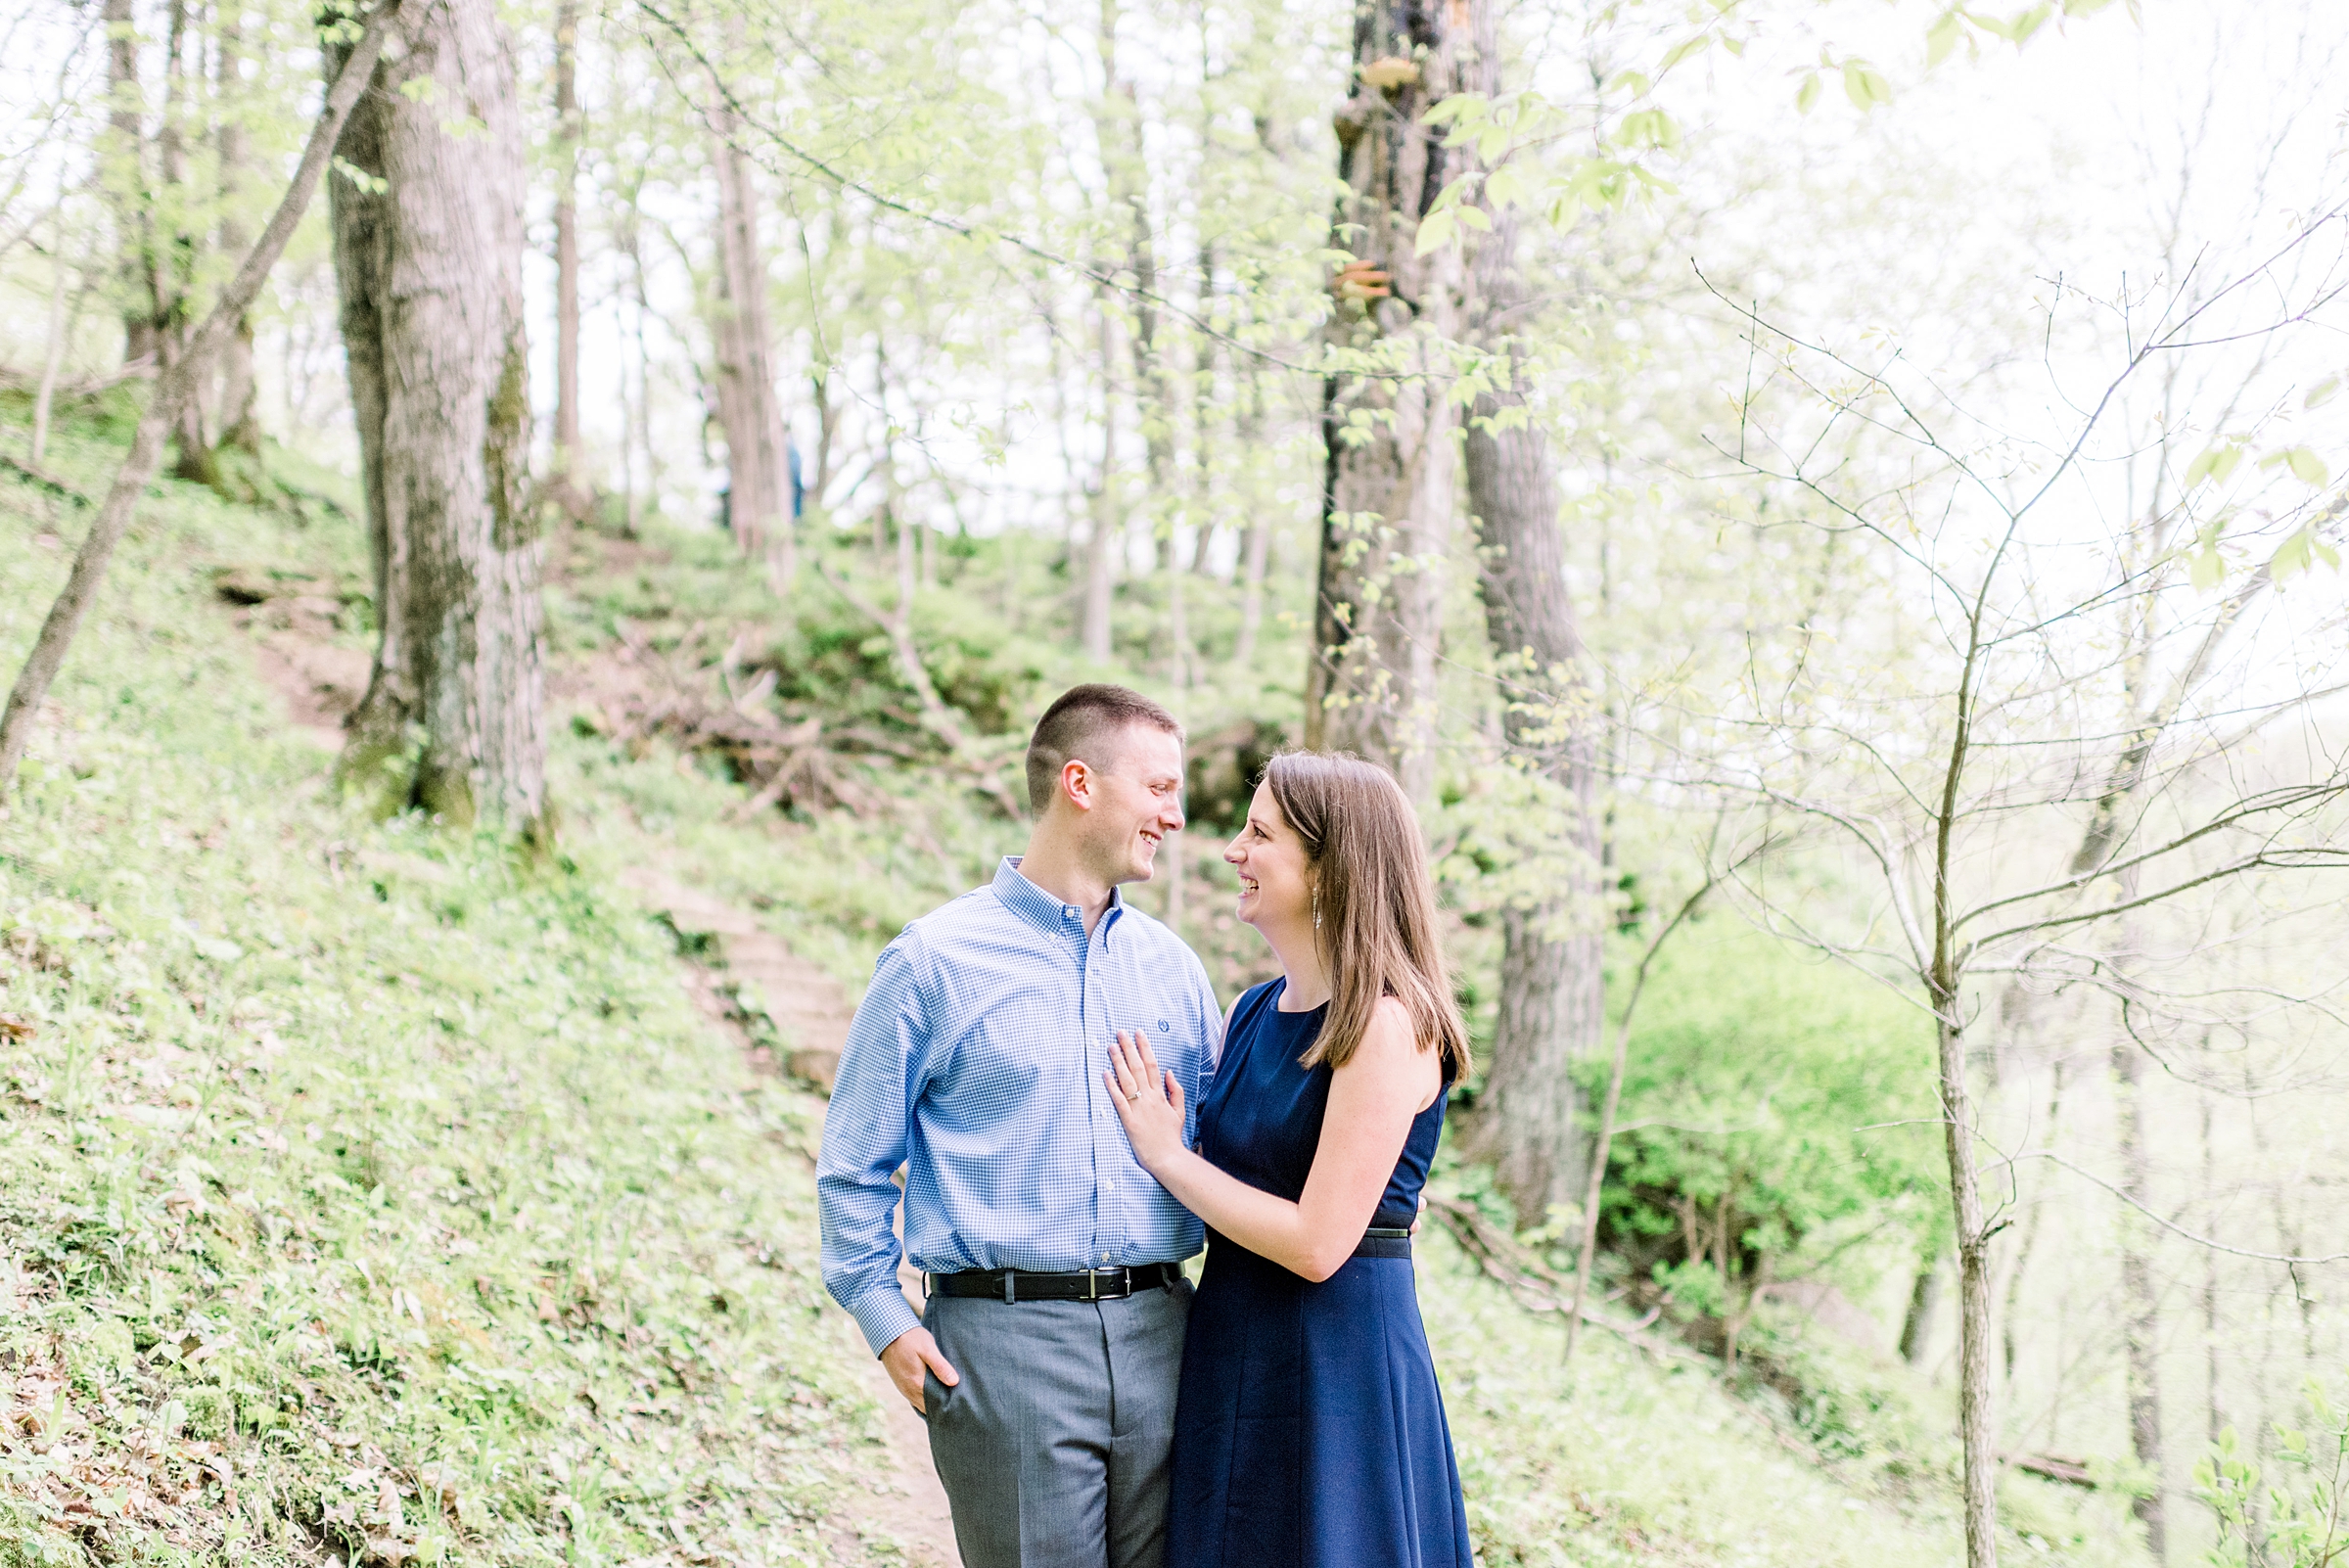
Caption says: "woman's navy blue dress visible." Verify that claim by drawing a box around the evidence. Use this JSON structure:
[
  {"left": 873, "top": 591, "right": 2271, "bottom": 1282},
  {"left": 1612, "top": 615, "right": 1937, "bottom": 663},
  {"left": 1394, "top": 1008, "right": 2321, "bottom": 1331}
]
[{"left": 1168, "top": 979, "right": 1475, "bottom": 1568}]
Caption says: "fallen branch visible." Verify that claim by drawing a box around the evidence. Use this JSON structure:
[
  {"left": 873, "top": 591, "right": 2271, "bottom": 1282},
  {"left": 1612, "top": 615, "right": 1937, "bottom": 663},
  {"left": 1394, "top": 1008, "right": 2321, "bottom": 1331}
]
[
  {"left": 0, "top": 453, "right": 91, "bottom": 508},
  {"left": 1420, "top": 1196, "right": 1683, "bottom": 1359},
  {"left": 808, "top": 559, "right": 1026, "bottom": 818},
  {"left": 0, "top": 357, "right": 157, "bottom": 397},
  {"left": 2004, "top": 1452, "right": 2096, "bottom": 1490},
  {"left": 0, "top": 0, "right": 403, "bottom": 793}
]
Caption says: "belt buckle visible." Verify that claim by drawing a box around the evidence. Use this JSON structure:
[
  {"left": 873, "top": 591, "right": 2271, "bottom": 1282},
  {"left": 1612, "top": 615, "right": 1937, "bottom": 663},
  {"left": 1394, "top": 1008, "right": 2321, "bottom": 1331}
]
[{"left": 1086, "top": 1268, "right": 1099, "bottom": 1301}]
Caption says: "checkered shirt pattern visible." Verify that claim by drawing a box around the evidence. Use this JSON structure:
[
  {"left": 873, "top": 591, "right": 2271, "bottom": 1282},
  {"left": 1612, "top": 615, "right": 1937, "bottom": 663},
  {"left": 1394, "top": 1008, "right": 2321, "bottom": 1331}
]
[{"left": 818, "top": 856, "right": 1224, "bottom": 1356}]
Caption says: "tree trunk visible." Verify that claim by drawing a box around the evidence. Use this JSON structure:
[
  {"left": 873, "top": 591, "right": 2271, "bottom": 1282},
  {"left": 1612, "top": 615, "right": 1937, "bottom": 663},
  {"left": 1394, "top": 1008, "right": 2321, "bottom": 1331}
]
[
  {"left": 2113, "top": 1038, "right": 2169, "bottom": 1559},
  {"left": 1231, "top": 360, "right": 1270, "bottom": 669},
  {"left": 159, "top": 0, "right": 218, "bottom": 487},
  {"left": 103, "top": 0, "right": 157, "bottom": 370},
  {"left": 550, "top": 0, "right": 587, "bottom": 519},
  {"left": 2199, "top": 1095, "right": 2223, "bottom": 1449},
  {"left": 330, "top": 0, "right": 547, "bottom": 836},
  {"left": 706, "top": 57, "right": 793, "bottom": 588},
  {"left": 1307, "top": 0, "right": 1467, "bottom": 804},
  {"left": 1081, "top": 301, "right": 1119, "bottom": 662},
  {"left": 214, "top": 4, "right": 261, "bottom": 456},
  {"left": 1997, "top": 1051, "right": 2067, "bottom": 1387},
  {"left": 30, "top": 236, "right": 77, "bottom": 468},
  {"left": 1454, "top": 194, "right": 1604, "bottom": 1222},
  {"left": 1899, "top": 1240, "right": 1944, "bottom": 1365},
  {"left": 1938, "top": 1003, "right": 2001, "bottom": 1568}
]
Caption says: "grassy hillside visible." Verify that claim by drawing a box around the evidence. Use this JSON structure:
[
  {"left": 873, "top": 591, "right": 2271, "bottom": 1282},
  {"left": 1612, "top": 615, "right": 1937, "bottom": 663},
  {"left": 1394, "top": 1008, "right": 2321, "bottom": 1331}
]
[{"left": 0, "top": 403, "right": 2145, "bottom": 1567}]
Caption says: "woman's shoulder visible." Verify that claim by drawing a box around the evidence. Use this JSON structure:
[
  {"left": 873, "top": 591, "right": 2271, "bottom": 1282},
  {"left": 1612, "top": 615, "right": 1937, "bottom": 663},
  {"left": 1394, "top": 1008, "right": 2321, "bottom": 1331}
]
[{"left": 1339, "top": 994, "right": 1428, "bottom": 1068}]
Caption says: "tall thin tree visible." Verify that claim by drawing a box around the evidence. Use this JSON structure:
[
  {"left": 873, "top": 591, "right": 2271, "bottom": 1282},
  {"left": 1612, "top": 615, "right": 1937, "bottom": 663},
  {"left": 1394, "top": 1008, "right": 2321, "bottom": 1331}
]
[{"left": 550, "top": 0, "right": 588, "bottom": 519}]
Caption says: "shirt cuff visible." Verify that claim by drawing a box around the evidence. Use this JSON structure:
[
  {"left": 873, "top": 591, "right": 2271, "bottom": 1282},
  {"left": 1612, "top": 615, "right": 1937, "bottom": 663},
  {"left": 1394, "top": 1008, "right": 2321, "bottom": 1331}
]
[{"left": 847, "top": 1282, "right": 923, "bottom": 1358}]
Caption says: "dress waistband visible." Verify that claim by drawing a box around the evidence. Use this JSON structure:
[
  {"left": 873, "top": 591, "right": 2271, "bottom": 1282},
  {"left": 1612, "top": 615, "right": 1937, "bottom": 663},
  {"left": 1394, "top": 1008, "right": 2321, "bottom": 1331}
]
[{"left": 1207, "top": 1225, "right": 1412, "bottom": 1262}]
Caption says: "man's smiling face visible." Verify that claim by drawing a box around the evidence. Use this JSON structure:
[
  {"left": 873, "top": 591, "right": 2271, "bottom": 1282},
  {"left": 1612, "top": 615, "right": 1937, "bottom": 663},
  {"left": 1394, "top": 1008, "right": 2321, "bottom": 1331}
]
[{"left": 1082, "top": 724, "right": 1187, "bottom": 887}]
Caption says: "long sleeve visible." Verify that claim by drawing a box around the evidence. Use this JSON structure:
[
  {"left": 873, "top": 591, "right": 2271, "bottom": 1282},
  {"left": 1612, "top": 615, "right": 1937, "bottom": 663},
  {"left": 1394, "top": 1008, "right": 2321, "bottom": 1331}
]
[{"left": 817, "top": 934, "right": 930, "bottom": 1356}]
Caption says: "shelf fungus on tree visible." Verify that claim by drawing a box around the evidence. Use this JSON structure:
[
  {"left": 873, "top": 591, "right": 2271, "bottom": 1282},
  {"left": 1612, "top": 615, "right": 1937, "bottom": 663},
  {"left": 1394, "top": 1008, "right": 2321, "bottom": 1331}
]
[
  {"left": 1359, "top": 55, "right": 1420, "bottom": 89},
  {"left": 1332, "top": 259, "right": 1394, "bottom": 301}
]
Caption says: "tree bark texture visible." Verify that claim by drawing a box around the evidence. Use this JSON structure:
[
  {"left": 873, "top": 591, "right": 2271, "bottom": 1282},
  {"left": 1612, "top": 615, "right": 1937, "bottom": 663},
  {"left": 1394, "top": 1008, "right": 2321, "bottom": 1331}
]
[
  {"left": 1899, "top": 1244, "right": 1944, "bottom": 1365},
  {"left": 330, "top": 0, "right": 547, "bottom": 834},
  {"left": 0, "top": 0, "right": 400, "bottom": 794},
  {"left": 214, "top": 6, "right": 261, "bottom": 455},
  {"left": 1937, "top": 1004, "right": 2001, "bottom": 1568},
  {"left": 706, "top": 61, "right": 794, "bottom": 588},
  {"left": 550, "top": 0, "right": 587, "bottom": 518},
  {"left": 2113, "top": 1038, "right": 2169, "bottom": 1559},
  {"left": 1081, "top": 302, "right": 1120, "bottom": 662},
  {"left": 1456, "top": 194, "right": 1604, "bottom": 1221},
  {"left": 159, "top": 0, "right": 218, "bottom": 485},
  {"left": 1307, "top": 0, "right": 1467, "bottom": 804},
  {"left": 103, "top": 0, "right": 157, "bottom": 369}
]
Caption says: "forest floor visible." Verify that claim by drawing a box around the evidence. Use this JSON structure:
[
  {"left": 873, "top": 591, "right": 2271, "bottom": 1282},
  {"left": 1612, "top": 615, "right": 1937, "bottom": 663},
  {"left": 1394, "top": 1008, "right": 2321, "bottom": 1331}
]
[{"left": 0, "top": 406, "right": 2151, "bottom": 1567}]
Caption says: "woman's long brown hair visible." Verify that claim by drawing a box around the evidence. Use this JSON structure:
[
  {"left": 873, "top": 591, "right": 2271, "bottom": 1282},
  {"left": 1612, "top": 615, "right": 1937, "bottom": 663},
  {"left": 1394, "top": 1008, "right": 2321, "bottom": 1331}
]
[{"left": 1262, "top": 751, "right": 1470, "bottom": 1080}]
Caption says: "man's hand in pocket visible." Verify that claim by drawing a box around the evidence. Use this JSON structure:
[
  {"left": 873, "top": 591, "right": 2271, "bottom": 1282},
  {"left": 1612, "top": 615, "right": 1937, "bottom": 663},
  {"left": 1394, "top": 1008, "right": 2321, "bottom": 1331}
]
[{"left": 880, "top": 1326, "right": 960, "bottom": 1414}]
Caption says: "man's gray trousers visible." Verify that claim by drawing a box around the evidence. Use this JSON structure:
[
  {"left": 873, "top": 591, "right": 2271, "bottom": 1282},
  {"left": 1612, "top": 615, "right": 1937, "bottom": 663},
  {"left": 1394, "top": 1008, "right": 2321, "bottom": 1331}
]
[{"left": 920, "top": 1277, "right": 1193, "bottom": 1568}]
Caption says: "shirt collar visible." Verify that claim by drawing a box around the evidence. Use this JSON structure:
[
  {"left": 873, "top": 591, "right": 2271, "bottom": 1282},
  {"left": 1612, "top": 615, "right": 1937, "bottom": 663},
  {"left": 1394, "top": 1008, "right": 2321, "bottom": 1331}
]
[{"left": 993, "top": 855, "right": 1125, "bottom": 940}]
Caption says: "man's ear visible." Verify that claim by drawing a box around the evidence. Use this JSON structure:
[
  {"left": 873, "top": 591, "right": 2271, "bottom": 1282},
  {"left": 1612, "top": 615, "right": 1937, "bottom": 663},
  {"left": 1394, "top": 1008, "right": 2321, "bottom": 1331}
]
[{"left": 1060, "top": 758, "right": 1095, "bottom": 812}]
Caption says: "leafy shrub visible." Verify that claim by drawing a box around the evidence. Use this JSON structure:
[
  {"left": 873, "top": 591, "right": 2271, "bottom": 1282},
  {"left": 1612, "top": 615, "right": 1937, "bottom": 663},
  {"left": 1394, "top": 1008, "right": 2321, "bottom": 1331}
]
[{"left": 1587, "top": 926, "right": 1945, "bottom": 1356}]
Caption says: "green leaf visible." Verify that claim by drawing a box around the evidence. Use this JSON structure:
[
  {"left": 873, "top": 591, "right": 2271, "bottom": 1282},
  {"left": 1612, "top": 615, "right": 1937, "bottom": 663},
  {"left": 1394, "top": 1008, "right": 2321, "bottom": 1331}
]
[
  {"left": 1426, "top": 174, "right": 1472, "bottom": 215},
  {"left": 2272, "top": 527, "right": 2315, "bottom": 581},
  {"left": 1795, "top": 71, "right": 1821, "bottom": 115},
  {"left": 1614, "top": 108, "right": 1681, "bottom": 151},
  {"left": 1840, "top": 61, "right": 1892, "bottom": 111},
  {"left": 1927, "top": 12, "right": 1964, "bottom": 67},
  {"left": 1421, "top": 93, "right": 1483, "bottom": 128},
  {"left": 1456, "top": 205, "right": 1492, "bottom": 232},
  {"left": 2305, "top": 376, "right": 2340, "bottom": 409},
  {"left": 1485, "top": 163, "right": 1529, "bottom": 208},
  {"left": 1609, "top": 69, "right": 1653, "bottom": 98},
  {"left": 1658, "top": 35, "right": 1710, "bottom": 71},
  {"left": 2190, "top": 441, "right": 2244, "bottom": 486},
  {"left": 1413, "top": 208, "right": 1457, "bottom": 257},
  {"left": 2009, "top": 2, "right": 2054, "bottom": 44},
  {"left": 2286, "top": 445, "right": 2328, "bottom": 485}
]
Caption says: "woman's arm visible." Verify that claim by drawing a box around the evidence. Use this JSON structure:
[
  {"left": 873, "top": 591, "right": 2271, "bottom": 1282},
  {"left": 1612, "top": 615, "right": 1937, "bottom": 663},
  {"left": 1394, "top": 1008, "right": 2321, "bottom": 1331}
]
[{"left": 1107, "top": 997, "right": 1440, "bottom": 1282}]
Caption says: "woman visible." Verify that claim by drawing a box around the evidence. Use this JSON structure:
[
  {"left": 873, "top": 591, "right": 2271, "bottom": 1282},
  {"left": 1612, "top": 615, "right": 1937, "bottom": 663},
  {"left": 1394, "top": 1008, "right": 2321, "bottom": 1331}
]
[{"left": 1104, "top": 751, "right": 1475, "bottom": 1568}]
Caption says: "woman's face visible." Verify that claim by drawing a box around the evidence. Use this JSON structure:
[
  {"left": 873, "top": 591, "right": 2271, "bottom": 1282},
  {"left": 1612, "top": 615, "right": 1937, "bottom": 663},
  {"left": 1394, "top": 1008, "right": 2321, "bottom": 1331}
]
[{"left": 1224, "top": 781, "right": 1313, "bottom": 936}]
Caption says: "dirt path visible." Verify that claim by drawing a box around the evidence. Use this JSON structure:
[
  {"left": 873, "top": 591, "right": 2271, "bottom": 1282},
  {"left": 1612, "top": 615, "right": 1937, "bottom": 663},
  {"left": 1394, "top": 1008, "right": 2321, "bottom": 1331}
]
[
  {"left": 622, "top": 870, "right": 963, "bottom": 1568},
  {"left": 229, "top": 599, "right": 962, "bottom": 1568}
]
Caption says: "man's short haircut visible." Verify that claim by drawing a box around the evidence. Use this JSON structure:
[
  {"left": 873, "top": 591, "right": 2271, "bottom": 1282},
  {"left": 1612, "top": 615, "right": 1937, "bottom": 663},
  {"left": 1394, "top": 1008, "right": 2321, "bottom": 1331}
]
[{"left": 1025, "top": 684, "right": 1183, "bottom": 815}]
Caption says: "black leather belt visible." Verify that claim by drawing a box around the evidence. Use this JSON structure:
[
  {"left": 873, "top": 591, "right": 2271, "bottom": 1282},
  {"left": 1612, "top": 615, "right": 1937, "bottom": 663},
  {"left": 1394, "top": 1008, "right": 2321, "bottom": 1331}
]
[{"left": 930, "top": 1261, "right": 1184, "bottom": 1303}]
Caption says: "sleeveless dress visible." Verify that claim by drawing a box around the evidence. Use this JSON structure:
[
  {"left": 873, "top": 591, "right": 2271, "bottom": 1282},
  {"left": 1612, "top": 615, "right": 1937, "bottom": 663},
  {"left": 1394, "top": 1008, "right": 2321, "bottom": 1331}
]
[{"left": 1167, "top": 979, "right": 1475, "bottom": 1568}]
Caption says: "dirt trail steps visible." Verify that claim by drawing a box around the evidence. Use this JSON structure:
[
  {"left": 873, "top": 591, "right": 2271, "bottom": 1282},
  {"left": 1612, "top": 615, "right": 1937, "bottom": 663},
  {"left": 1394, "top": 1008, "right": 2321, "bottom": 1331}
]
[
  {"left": 622, "top": 869, "right": 961, "bottom": 1568},
  {"left": 229, "top": 577, "right": 961, "bottom": 1564}
]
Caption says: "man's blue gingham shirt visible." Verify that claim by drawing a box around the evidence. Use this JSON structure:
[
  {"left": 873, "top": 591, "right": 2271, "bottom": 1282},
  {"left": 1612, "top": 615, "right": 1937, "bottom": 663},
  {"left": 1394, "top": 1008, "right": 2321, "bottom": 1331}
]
[{"left": 818, "top": 857, "right": 1224, "bottom": 1355}]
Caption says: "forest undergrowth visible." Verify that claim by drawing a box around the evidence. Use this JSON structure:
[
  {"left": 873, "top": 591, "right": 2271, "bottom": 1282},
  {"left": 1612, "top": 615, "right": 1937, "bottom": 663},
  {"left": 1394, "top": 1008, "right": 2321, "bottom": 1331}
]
[{"left": 0, "top": 401, "right": 2148, "bottom": 1567}]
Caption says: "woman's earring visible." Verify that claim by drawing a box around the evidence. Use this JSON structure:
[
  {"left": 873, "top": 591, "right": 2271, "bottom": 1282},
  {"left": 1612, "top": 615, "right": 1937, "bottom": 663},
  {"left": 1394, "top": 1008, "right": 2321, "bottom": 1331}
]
[{"left": 1312, "top": 889, "right": 1321, "bottom": 930}]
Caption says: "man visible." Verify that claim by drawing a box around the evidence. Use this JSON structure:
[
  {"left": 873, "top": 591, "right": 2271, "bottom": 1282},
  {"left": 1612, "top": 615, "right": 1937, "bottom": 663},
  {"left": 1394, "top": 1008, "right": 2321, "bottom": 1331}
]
[{"left": 818, "top": 683, "right": 1222, "bottom": 1568}]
